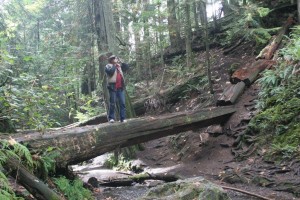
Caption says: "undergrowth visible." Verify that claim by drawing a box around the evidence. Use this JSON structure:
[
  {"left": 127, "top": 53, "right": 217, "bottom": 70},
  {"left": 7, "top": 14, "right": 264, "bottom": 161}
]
[
  {"left": 54, "top": 176, "right": 93, "bottom": 200},
  {"left": 246, "top": 26, "right": 300, "bottom": 161},
  {"left": 221, "top": 5, "right": 278, "bottom": 52},
  {"left": 0, "top": 139, "right": 91, "bottom": 199}
]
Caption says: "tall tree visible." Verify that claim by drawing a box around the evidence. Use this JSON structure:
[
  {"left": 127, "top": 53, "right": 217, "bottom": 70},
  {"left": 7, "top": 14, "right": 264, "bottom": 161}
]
[
  {"left": 297, "top": 0, "right": 300, "bottom": 24},
  {"left": 94, "top": 0, "right": 117, "bottom": 115},
  {"left": 132, "top": 0, "right": 143, "bottom": 80},
  {"left": 199, "top": 0, "right": 214, "bottom": 94},
  {"left": 143, "top": 0, "right": 153, "bottom": 80},
  {"left": 184, "top": 0, "right": 192, "bottom": 68},
  {"left": 167, "top": 0, "right": 181, "bottom": 49}
]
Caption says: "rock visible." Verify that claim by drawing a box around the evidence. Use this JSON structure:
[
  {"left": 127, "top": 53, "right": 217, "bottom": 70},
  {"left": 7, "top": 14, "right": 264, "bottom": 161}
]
[
  {"left": 87, "top": 177, "right": 98, "bottom": 188},
  {"left": 206, "top": 125, "right": 223, "bottom": 136},
  {"left": 130, "top": 159, "right": 147, "bottom": 173},
  {"left": 144, "top": 180, "right": 165, "bottom": 187},
  {"left": 140, "top": 177, "right": 230, "bottom": 200},
  {"left": 199, "top": 132, "right": 210, "bottom": 146}
]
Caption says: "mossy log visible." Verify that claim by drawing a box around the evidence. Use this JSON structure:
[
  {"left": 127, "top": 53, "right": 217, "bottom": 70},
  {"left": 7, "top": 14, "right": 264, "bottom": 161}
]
[
  {"left": 5, "top": 158, "right": 63, "bottom": 200},
  {"left": 11, "top": 106, "right": 235, "bottom": 168}
]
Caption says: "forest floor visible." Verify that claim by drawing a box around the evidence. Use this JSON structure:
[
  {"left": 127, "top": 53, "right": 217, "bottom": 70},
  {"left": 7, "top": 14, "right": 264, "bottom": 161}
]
[
  {"left": 68, "top": 42, "right": 299, "bottom": 200},
  {"left": 104, "top": 43, "right": 299, "bottom": 200}
]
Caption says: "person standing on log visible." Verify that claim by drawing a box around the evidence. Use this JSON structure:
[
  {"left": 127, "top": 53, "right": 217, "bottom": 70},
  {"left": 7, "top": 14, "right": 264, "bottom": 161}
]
[{"left": 105, "top": 55, "right": 129, "bottom": 123}]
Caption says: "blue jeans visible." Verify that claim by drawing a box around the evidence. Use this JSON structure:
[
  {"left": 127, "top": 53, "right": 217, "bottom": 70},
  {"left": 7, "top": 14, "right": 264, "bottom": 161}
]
[{"left": 108, "top": 89, "right": 126, "bottom": 122}]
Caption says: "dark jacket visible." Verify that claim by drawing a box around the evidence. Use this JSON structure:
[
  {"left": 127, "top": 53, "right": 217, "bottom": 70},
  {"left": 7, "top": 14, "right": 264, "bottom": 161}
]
[{"left": 105, "top": 63, "right": 129, "bottom": 90}]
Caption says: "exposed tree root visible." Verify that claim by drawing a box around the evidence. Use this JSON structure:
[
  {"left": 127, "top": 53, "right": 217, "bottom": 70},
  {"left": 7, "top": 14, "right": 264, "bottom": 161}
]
[{"left": 221, "top": 185, "right": 273, "bottom": 200}]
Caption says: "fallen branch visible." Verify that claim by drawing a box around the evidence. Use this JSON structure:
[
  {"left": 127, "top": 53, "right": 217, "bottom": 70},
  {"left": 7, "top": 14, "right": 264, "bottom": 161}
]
[{"left": 221, "top": 185, "right": 273, "bottom": 200}]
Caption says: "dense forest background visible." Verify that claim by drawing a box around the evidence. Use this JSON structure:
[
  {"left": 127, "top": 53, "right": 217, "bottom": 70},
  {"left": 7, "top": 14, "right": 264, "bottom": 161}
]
[
  {"left": 0, "top": 0, "right": 300, "bottom": 199},
  {"left": 0, "top": 0, "right": 299, "bottom": 131}
]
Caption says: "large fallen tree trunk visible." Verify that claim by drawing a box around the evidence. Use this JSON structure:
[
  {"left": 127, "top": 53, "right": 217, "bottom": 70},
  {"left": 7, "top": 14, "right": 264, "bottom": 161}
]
[{"left": 11, "top": 106, "right": 235, "bottom": 168}]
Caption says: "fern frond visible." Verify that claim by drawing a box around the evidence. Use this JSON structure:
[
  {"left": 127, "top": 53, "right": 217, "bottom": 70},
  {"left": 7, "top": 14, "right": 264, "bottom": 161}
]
[
  {"left": 0, "top": 171, "right": 12, "bottom": 193},
  {"left": 12, "top": 143, "right": 33, "bottom": 169}
]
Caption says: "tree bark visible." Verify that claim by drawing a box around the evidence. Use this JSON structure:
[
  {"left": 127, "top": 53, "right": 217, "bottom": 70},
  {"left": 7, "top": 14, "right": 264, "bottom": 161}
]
[
  {"left": 217, "top": 82, "right": 245, "bottom": 106},
  {"left": 167, "top": 0, "right": 181, "bottom": 49},
  {"left": 96, "top": 172, "right": 180, "bottom": 187},
  {"left": 230, "top": 59, "right": 276, "bottom": 85},
  {"left": 12, "top": 106, "right": 236, "bottom": 168},
  {"left": 184, "top": 0, "right": 192, "bottom": 68},
  {"left": 4, "top": 158, "right": 63, "bottom": 200}
]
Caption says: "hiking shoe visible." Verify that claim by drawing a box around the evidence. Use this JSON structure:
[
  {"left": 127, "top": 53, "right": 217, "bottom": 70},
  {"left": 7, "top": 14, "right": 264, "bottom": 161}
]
[
  {"left": 120, "top": 120, "right": 127, "bottom": 123},
  {"left": 109, "top": 119, "right": 115, "bottom": 123}
]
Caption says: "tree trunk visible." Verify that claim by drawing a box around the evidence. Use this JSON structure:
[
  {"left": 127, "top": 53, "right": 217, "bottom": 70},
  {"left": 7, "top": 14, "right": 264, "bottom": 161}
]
[
  {"left": 133, "top": 1, "right": 143, "bottom": 80},
  {"left": 193, "top": 1, "right": 200, "bottom": 32},
  {"left": 200, "top": 0, "right": 214, "bottom": 95},
  {"left": 184, "top": 0, "right": 192, "bottom": 68},
  {"left": 167, "top": 0, "right": 181, "bottom": 49},
  {"left": 12, "top": 106, "right": 236, "bottom": 168},
  {"left": 298, "top": 0, "right": 300, "bottom": 23},
  {"left": 221, "top": 0, "right": 231, "bottom": 16},
  {"left": 143, "top": 0, "right": 152, "bottom": 80},
  {"left": 94, "top": 0, "right": 116, "bottom": 53},
  {"left": 5, "top": 158, "right": 63, "bottom": 200}
]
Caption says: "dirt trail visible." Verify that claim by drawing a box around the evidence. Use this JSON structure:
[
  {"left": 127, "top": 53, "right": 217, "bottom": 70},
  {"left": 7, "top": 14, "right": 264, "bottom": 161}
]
[{"left": 134, "top": 45, "right": 298, "bottom": 200}]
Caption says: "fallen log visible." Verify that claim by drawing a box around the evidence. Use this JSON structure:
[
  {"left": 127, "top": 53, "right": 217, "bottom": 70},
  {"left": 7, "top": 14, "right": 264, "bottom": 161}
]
[
  {"left": 11, "top": 106, "right": 236, "bottom": 168},
  {"left": 255, "top": 16, "right": 294, "bottom": 60},
  {"left": 4, "top": 158, "right": 63, "bottom": 200},
  {"left": 217, "top": 82, "right": 245, "bottom": 106},
  {"left": 94, "top": 172, "right": 180, "bottom": 187},
  {"left": 230, "top": 59, "right": 276, "bottom": 85}
]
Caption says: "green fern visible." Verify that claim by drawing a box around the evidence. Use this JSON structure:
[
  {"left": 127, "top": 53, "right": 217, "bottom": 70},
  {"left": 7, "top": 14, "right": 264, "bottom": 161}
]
[
  {"left": 0, "top": 141, "right": 25, "bottom": 200},
  {"left": 0, "top": 171, "right": 13, "bottom": 194},
  {"left": 35, "top": 147, "right": 60, "bottom": 179},
  {"left": 221, "top": 6, "right": 273, "bottom": 48},
  {"left": 12, "top": 143, "right": 34, "bottom": 170},
  {"left": 54, "top": 176, "right": 94, "bottom": 200}
]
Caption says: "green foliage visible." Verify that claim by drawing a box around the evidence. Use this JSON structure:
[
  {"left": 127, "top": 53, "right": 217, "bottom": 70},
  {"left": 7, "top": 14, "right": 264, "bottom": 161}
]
[
  {"left": 257, "top": 7, "right": 270, "bottom": 17},
  {"left": 103, "top": 147, "right": 139, "bottom": 170},
  {"left": 108, "top": 154, "right": 132, "bottom": 171},
  {"left": 246, "top": 26, "right": 300, "bottom": 160},
  {"left": 221, "top": 6, "right": 272, "bottom": 48},
  {"left": 34, "top": 146, "right": 60, "bottom": 180},
  {"left": 280, "top": 25, "right": 300, "bottom": 61},
  {"left": 75, "top": 94, "right": 105, "bottom": 122},
  {"left": 0, "top": 140, "right": 35, "bottom": 199},
  {"left": 54, "top": 176, "right": 94, "bottom": 200}
]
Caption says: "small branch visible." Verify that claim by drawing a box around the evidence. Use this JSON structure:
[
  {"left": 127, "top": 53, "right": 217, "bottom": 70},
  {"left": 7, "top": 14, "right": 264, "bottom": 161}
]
[{"left": 221, "top": 185, "right": 273, "bottom": 200}]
